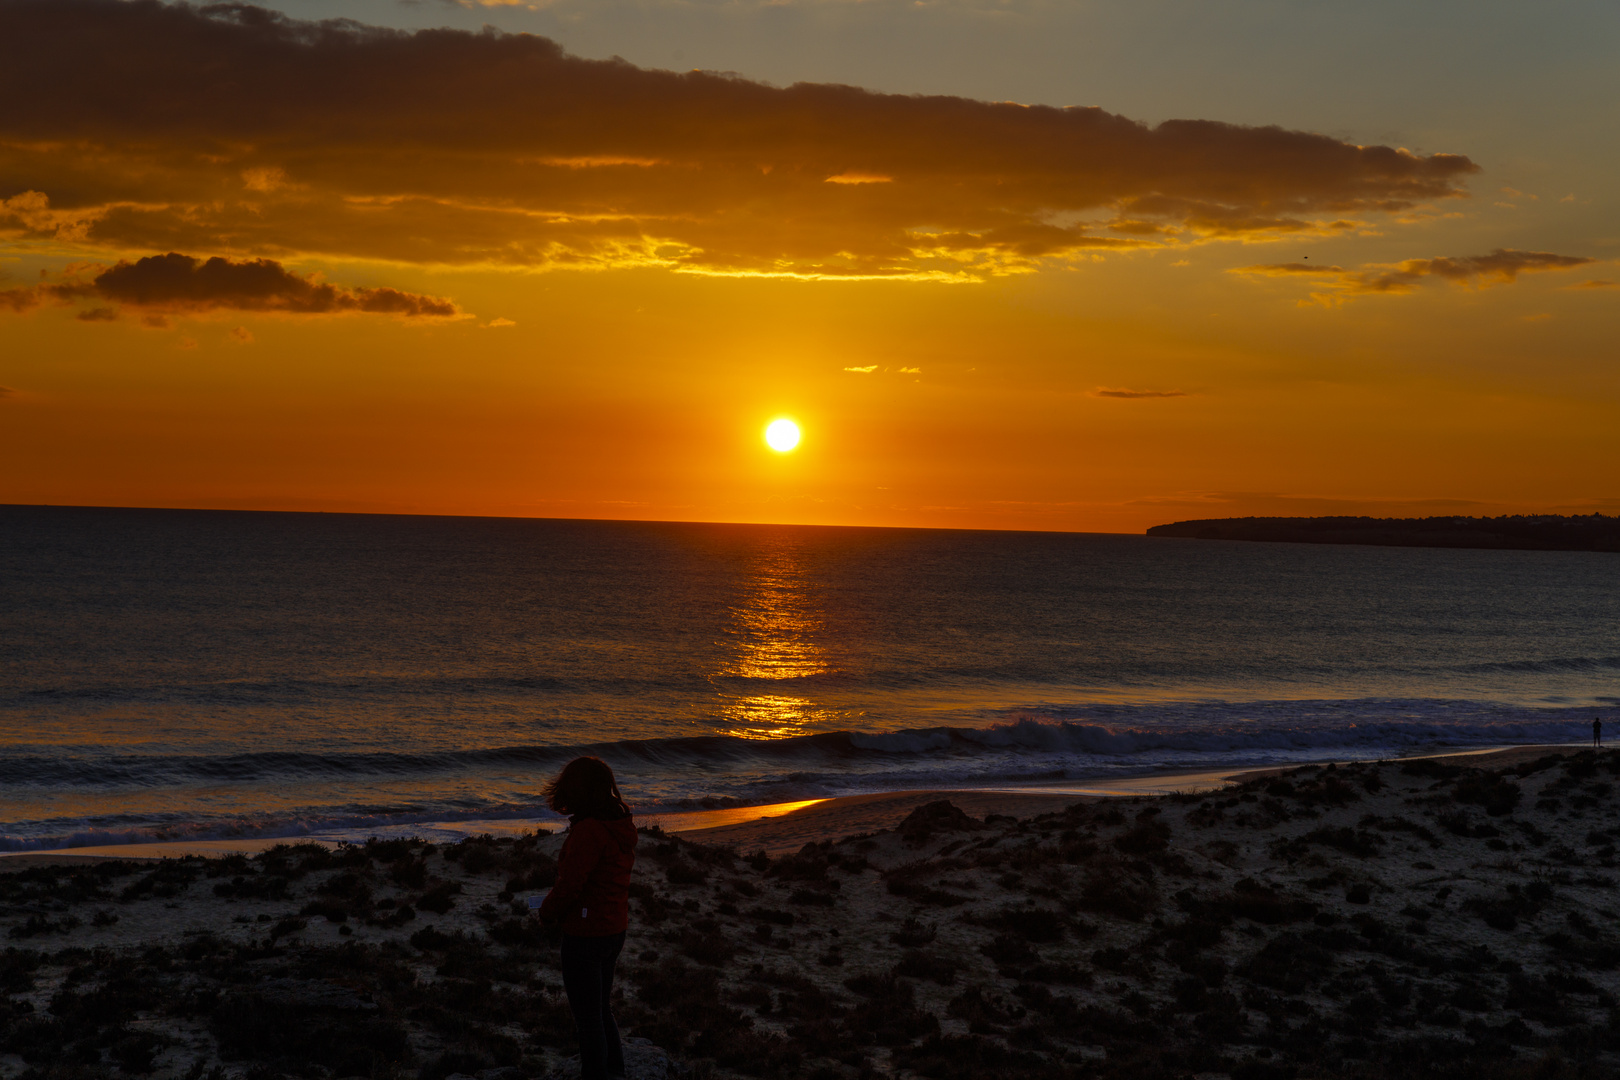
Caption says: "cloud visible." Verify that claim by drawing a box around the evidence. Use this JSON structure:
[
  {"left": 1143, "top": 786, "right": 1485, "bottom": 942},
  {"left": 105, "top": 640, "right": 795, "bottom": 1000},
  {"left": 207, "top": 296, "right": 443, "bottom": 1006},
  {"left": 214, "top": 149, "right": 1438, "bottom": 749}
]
[
  {"left": 1093, "top": 388, "right": 1188, "bottom": 399},
  {"left": 0, "top": 385, "right": 13, "bottom": 398},
  {"left": 0, "top": 287, "right": 37, "bottom": 312},
  {"left": 844, "top": 365, "right": 879, "bottom": 373},
  {"left": 1, "top": 253, "right": 460, "bottom": 320},
  {"left": 1570, "top": 279, "right": 1618, "bottom": 290},
  {"left": 92, "top": 254, "right": 460, "bottom": 316},
  {"left": 1233, "top": 249, "right": 1595, "bottom": 302},
  {"left": 241, "top": 167, "right": 292, "bottom": 193},
  {"left": 0, "top": 0, "right": 1481, "bottom": 280}
]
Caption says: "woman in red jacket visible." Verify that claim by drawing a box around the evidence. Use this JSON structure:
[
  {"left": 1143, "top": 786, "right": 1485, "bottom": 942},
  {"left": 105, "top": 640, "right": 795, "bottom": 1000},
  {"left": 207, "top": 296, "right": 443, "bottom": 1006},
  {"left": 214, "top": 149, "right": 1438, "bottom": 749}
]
[{"left": 537, "top": 757, "right": 638, "bottom": 1080}]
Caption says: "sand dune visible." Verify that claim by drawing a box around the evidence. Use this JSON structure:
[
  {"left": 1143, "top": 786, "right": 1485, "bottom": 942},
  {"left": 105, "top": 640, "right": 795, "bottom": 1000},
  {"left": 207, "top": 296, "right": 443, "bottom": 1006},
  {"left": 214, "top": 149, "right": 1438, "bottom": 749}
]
[{"left": 2, "top": 744, "right": 1616, "bottom": 1079}]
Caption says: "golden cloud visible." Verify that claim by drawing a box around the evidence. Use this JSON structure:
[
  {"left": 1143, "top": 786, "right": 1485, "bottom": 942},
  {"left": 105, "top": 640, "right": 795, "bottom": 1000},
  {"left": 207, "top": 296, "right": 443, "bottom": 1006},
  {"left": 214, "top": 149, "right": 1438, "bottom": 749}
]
[
  {"left": 0, "top": 1, "right": 1482, "bottom": 279},
  {"left": 1233, "top": 249, "right": 1595, "bottom": 302},
  {"left": 2, "top": 253, "right": 460, "bottom": 320}
]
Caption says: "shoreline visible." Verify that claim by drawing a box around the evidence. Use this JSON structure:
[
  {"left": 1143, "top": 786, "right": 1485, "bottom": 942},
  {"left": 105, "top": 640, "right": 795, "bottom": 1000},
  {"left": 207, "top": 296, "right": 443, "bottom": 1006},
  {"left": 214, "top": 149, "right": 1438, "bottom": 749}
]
[{"left": 1, "top": 742, "right": 1588, "bottom": 868}]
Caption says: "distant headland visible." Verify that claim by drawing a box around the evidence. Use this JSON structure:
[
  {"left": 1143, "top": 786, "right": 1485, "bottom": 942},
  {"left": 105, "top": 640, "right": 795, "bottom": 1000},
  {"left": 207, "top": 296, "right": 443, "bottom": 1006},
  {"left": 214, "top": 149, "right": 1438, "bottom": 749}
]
[{"left": 1147, "top": 513, "right": 1620, "bottom": 552}]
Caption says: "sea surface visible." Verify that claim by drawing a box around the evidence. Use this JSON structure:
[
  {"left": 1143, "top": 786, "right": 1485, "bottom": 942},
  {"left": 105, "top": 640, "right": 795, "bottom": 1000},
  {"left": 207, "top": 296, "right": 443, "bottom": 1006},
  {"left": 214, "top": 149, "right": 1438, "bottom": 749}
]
[{"left": 2, "top": 504, "right": 1618, "bottom": 851}]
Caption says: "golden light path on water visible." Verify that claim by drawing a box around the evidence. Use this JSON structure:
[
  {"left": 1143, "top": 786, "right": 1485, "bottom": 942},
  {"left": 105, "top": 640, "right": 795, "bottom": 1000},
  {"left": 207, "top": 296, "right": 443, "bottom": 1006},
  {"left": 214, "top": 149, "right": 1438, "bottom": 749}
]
[{"left": 714, "top": 536, "right": 838, "bottom": 740}]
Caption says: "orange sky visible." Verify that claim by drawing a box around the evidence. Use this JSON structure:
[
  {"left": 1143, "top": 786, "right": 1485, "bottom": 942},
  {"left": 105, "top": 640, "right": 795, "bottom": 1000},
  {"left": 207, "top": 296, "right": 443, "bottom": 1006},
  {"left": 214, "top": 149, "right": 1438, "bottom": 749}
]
[{"left": 1, "top": 0, "right": 1615, "bottom": 532}]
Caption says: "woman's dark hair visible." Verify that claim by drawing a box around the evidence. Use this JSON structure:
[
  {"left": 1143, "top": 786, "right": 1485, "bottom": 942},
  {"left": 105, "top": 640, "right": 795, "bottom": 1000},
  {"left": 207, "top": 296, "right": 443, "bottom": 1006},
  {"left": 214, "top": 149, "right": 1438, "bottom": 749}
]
[{"left": 544, "top": 756, "right": 631, "bottom": 819}]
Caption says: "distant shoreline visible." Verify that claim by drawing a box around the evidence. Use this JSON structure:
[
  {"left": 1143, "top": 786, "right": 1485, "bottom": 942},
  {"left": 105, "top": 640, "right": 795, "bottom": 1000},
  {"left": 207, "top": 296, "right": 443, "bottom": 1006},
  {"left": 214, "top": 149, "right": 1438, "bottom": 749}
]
[{"left": 1148, "top": 513, "right": 1620, "bottom": 552}]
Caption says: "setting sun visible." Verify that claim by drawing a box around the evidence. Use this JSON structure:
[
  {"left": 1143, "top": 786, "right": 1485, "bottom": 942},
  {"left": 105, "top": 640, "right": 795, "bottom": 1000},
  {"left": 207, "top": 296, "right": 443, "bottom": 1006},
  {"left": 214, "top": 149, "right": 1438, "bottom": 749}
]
[{"left": 765, "top": 418, "right": 801, "bottom": 453}]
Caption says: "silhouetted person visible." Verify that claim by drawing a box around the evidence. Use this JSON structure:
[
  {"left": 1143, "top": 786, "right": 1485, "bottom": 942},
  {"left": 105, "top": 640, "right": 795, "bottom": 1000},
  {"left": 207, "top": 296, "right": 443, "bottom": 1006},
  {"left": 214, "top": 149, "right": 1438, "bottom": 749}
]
[
  {"left": 1596, "top": 717, "right": 1604, "bottom": 748},
  {"left": 536, "top": 757, "right": 638, "bottom": 1080}
]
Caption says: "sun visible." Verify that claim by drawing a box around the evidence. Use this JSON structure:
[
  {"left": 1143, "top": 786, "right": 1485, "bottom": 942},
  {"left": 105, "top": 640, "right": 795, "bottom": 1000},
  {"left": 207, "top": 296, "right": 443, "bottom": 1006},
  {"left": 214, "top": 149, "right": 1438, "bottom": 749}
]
[{"left": 764, "top": 418, "right": 801, "bottom": 453}]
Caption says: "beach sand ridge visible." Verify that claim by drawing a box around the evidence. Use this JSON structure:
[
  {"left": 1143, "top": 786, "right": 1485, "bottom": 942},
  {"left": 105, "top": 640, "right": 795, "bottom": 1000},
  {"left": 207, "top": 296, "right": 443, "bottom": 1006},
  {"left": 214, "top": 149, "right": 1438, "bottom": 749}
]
[{"left": 2, "top": 745, "right": 1618, "bottom": 1079}]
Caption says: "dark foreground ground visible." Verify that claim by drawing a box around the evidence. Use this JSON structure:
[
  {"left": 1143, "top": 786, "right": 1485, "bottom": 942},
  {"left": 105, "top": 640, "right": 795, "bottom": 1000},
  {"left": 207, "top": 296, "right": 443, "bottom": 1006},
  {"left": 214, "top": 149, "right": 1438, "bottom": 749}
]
[{"left": 5, "top": 749, "right": 1620, "bottom": 1080}]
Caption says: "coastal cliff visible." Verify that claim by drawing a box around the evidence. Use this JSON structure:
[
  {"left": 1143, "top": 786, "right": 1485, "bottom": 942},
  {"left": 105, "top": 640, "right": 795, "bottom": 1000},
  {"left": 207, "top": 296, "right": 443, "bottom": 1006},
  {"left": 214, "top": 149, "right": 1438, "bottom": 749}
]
[{"left": 1147, "top": 515, "right": 1620, "bottom": 552}]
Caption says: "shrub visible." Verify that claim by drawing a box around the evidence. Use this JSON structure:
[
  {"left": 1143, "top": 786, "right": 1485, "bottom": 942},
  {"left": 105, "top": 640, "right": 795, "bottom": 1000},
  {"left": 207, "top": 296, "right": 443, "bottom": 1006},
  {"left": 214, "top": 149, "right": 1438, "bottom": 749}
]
[
  {"left": 892, "top": 1034, "right": 1061, "bottom": 1080},
  {"left": 1225, "top": 878, "right": 1318, "bottom": 925},
  {"left": 746, "top": 907, "right": 795, "bottom": 927},
  {"left": 1401, "top": 759, "right": 1463, "bottom": 781},
  {"left": 883, "top": 866, "right": 971, "bottom": 907},
  {"left": 1282, "top": 826, "right": 1382, "bottom": 860},
  {"left": 111, "top": 1029, "right": 166, "bottom": 1074},
  {"left": 1453, "top": 773, "right": 1522, "bottom": 816},
  {"left": 981, "top": 934, "right": 1038, "bottom": 970},
  {"left": 212, "top": 874, "right": 291, "bottom": 901},
  {"left": 768, "top": 848, "right": 832, "bottom": 883},
  {"left": 893, "top": 950, "right": 960, "bottom": 986},
  {"left": 504, "top": 863, "right": 557, "bottom": 892},
  {"left": 679, "top": 928, "right": 736, "bottom": 966},
  {"left": 1077, "top": 860, "right": 1155, "bottom": 921},
  {"left": 486, "top": 917, "right": 547, "bottom": 948},
  {"left": 417, "top": 879, "right": 462, "bottom": 914},
  {"left": 975, "top": 905, "right": 1066, "bottom": 943},
  {"left": 1437, "top": 811, "right": 1500, "bottom": 839},
  {"left": 390, "top": 857, "right": 429, "bottom": 890},
  {"left": 665, "top": 860, "right": 709, "bottom": 886},
  {"left": 0, "top": 950, "right": 40, "bottom": 995},
  {"left": 889, "top": 917, "right": 937, "bottom": 947},
  {"left": 947, "top": 987, "right": 1025, "bottom": 1029},
  {"left": 212, "top": 986, "right": 409, "bottom": 1075},
  {"left": 896, "top": 801, "right": 984, "bottom": 844},
  {"left": 1242, "top": 933, "right": 1335, "bottom": 994},
  {"left": 841, "top": 974, "right": 940, "bottom": 1046},
  {"left": 299, "top": 900, "right": 349, "bottom": 923},
  {"left": 1113, "top": 819, "right": 1170, "bottom": 856},
  {"left": 1022, "top": 962, "right": 1092, "bottom": 986},
  {"left": 409, "top": 926, "right": 458, "bottom": 951}
]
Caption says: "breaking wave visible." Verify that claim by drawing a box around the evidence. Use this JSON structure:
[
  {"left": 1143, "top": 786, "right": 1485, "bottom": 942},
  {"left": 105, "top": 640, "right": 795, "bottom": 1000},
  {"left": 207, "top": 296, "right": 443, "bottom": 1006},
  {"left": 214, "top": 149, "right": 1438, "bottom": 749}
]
[{"left": 1, "top": 699, "right": 1596, "bottom": 851}]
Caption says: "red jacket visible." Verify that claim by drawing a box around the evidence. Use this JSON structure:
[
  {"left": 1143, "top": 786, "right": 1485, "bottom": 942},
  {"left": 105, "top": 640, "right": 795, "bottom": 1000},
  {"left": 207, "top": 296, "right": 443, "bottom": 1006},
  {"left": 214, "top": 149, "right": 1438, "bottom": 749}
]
[{"left": 538, "top": 814, "right": 637, "bottom": 936}]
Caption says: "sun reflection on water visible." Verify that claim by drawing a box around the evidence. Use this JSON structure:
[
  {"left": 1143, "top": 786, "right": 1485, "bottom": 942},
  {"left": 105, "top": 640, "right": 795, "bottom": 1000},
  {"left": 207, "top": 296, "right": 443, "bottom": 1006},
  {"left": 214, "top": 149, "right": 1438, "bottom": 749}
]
[{"left": 714, "top": 540, "right": 839, "bottom": 740}]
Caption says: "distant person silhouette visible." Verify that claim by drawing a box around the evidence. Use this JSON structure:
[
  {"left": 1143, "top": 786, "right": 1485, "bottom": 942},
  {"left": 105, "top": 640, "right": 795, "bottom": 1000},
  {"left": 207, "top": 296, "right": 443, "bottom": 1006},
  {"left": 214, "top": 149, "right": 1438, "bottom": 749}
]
[
  {"left": 1596, "top": 717, "right": 1604, "bottom": 748},
  {"left": 535, "top": 756, "right": 638, "bottom": 1080}
]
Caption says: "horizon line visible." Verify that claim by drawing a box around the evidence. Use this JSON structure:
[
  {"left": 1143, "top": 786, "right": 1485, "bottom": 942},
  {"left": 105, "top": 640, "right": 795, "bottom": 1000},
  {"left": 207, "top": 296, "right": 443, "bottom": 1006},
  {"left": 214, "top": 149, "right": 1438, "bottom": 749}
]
[{"left": 0, "top": 501, "right": 1141, "bottom": 538}]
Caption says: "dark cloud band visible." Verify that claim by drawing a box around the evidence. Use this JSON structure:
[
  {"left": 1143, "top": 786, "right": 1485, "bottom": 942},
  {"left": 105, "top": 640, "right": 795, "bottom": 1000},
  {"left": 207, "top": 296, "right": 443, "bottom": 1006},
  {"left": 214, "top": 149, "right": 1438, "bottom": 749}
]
[
  {"left": 1233, "top": 249, "right": 1597, "bottom": 301},
  {"left": 0, "top": 0, "right": 1481, "bottom": 278},
  {"left": 3, "top": 253, "right": 460, "bottom": 320}
]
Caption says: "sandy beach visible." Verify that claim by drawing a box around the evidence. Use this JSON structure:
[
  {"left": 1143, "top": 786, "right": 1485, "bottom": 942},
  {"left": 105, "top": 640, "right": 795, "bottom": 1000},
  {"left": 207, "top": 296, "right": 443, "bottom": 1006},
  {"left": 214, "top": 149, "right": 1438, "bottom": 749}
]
[{"left": 3, "top": 743, "right": 1617, "bottom": 1079}]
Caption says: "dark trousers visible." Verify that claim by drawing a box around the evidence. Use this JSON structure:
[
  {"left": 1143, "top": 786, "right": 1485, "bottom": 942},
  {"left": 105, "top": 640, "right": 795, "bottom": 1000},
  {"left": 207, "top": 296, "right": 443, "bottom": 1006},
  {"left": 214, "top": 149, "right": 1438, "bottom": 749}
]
[{"left": 560, "top": 931, "right": 626, "bottom": 1080}]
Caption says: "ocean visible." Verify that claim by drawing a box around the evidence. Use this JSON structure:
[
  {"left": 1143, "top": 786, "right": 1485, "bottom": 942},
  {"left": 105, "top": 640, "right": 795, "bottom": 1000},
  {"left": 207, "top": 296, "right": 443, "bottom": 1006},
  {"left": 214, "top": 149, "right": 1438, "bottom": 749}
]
[{"left": 2, "top": 504, "right": 1617, "bottom": 851}]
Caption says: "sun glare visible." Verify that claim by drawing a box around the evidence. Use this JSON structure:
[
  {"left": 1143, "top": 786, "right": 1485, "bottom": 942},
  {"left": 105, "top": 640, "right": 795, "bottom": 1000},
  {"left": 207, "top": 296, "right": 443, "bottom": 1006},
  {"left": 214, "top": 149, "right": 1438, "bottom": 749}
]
[{"left": 765, "top": 418, "right": 801, "bottom": 453}]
